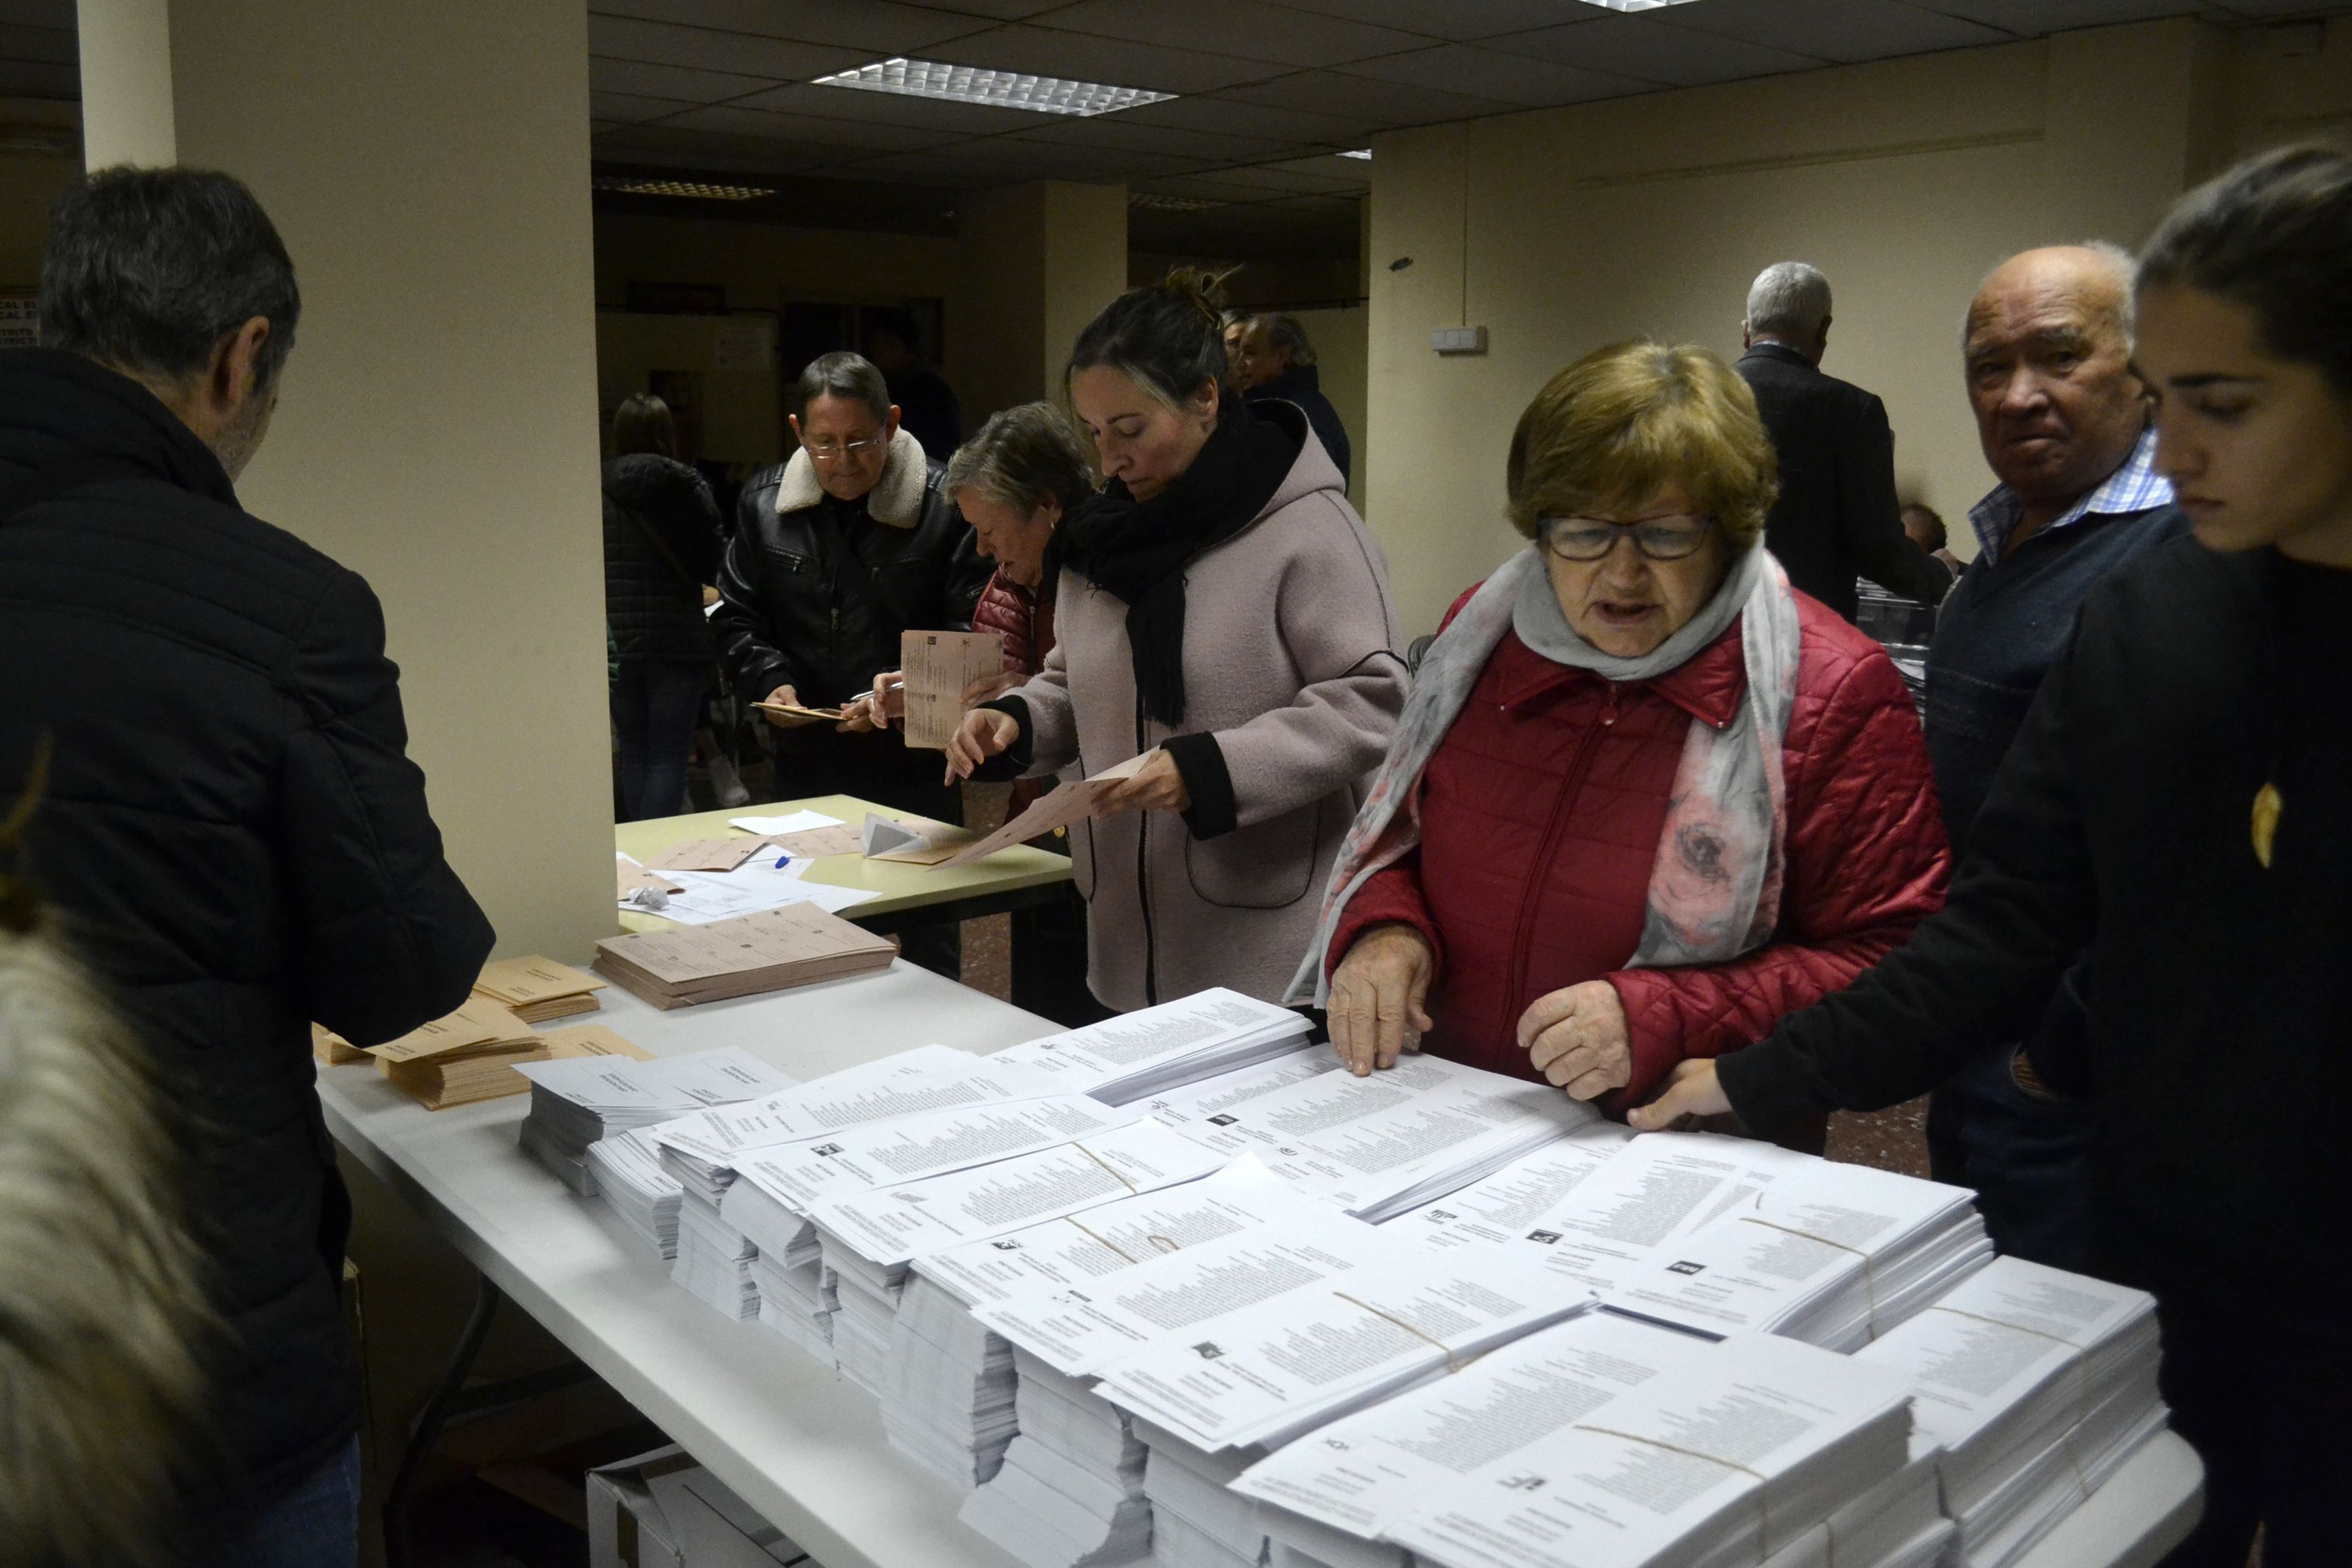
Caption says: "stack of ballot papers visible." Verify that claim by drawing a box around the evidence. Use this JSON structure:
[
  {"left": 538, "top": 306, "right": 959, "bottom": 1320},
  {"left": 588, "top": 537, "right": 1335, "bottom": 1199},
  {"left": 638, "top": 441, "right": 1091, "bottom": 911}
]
[
  {"left": 1389, "top": 1332, "right": 1917, "bottom": 1568},
  {"left": 749, "top": 1237, "right": 836, "bottom": 1363},
  {"left": 371, "top": 1004, "right": 648, "bottom": 1111},
  {"left": 672, "top": 1193, "right": 762, "bottom": 1322},
  {"left": 961, "top": 1351, "right": 1155, "bottom": 1568},
  {"left": 1139, "top": 1422, "right": 1263, "bottom": 1568},
  {"left": 593, "top": 903, "right": 896, "bottom": 1008},
  {"left": 586, "top": 1130, "right": 686, "bottom": 1261},
  {"left": 1856, "top": 1256, "right": 2165, "bottom": 1568},
  {"left": 1168, "top": 1052, "right": 1598, "bottom": 1223},
  {"left": 472, "top": 954, "right": 606, "bottom": 1023},
  {"left": 515, "top": 1047, "right": 792, "bottom": 1195},
  {"left": 989, "top": 989, "right": 1314, "bottom": 1105},
  {"left": 825, "top": 1235, "right": 905, "bottom": 1394},
  {"left": 1604, "top": 1159, "right": 1992, "bottom": 1351}
]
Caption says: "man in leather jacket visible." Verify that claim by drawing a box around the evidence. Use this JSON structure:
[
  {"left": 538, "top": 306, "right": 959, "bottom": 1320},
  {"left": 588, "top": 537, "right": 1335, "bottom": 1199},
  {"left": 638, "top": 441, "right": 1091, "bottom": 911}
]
[{"left": 713, "top": 351, "right": 989, "bottom": 972}]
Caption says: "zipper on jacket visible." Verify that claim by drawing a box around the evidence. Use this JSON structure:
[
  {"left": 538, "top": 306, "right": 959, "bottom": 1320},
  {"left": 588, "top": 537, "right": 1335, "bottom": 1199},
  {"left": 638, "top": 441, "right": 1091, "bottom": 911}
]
[{"left": 1506, "top": 681, "right": 1616, "bottom": 1024}]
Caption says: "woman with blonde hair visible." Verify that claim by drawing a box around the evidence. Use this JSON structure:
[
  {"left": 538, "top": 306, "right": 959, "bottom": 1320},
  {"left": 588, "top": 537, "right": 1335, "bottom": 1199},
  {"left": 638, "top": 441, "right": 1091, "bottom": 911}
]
[{"left": 1297, "top": 341, "right": 1948, "bottom": 1137}]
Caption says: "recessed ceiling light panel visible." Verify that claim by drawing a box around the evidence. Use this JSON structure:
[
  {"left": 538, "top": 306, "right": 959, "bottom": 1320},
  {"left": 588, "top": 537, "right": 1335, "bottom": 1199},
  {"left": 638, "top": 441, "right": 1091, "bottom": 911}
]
[
  {"left": 812, "top": 57, "right": 1176, "bottom": 117},
  {"left": 1576, "top": 0, "right": 1703, "bottom": 10},
  {"left": 1128, "top": 192, "right": 1226, "bottom": 211},
  {"left": 591, "top": 176, "right": 774, "bottom": 201},
  {"left": 1337, "top": 148, "right": 1372, "bottom": 161}
]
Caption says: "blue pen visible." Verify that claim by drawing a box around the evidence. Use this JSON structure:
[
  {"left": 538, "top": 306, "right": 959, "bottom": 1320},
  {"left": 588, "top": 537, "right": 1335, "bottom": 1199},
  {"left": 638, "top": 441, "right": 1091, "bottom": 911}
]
[{"left": 774, "top": 850, "right": 792, "bottom": 870}]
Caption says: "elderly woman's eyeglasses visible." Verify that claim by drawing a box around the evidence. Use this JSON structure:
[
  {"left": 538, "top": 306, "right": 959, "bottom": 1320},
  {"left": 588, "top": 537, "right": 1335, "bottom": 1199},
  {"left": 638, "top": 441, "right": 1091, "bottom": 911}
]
[
  {"left": 1538, "top": 512, "right": 1715, "bottom": 562},
  {"left": 804, "top": 436, "right": 883, "bottom": 465}
]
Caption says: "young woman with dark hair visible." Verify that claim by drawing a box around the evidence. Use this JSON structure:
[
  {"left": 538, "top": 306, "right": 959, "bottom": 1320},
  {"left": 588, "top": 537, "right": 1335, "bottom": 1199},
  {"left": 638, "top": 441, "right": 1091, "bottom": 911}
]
[
  {"left": 1635, "top": 145, "right": 2352, "bottom": 1568},
  {"left": 945, "top": 271, "right": 1409, "bottom": 1012}
]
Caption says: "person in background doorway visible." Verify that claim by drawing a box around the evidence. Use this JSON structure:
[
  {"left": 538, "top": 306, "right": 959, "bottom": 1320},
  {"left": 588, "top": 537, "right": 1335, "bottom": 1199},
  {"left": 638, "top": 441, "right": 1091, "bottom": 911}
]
[
  {"left": 1234, "top": 312, "right": 1352, "bottom": 488},
  {"left": 862, "top": 308, "right": 963, "bottom": 462},
  {"left": 946, "top": 271, "right": 1408, "bottom": 1012},
  {"left": 856, "top": 403, "right": 1106, "bottom": 1024},
  {"left": 1901, "top": 501, "right": 1963, "bottom": 576},
  {"left": 603, "top": 392, "right": 723, "bottom": 822},
  {"left": 1921, "top": 243, "right": 2188, "bottom": 1272},
  {"left": 1221, "top": 309, "right": 1249, "bottom": 385},
  {"left": 0, "top": 166, "right": 493, "bottom": 1568},
  {"left": 1300, "top": 342, "right": 1947, "bottom": 1145},
  {"left": 714, "top": 351, "right": 988, "bottom": 975},
  {"left": 1632, "top": 144, "right": 2352, "bottom": 1568},
  {"left": 1736, "top": 261, "right": 1954, "bottom": 619}
]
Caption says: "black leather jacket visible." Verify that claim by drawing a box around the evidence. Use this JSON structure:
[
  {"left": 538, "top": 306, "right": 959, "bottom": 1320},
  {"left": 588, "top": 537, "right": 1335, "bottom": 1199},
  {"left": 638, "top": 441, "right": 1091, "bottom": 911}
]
[{"left": 713, "top": 429, "right": 990, "bottom": 706}]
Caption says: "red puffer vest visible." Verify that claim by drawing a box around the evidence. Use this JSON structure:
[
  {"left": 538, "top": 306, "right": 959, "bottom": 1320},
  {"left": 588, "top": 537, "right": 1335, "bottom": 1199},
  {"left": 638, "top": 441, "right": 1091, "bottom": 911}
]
[
  {"left": 973, "top": 568, "right": 1054, "bottom": 678},
  {"left": 1331, "top": 586, "right": 1949, "bottom": 1112}
]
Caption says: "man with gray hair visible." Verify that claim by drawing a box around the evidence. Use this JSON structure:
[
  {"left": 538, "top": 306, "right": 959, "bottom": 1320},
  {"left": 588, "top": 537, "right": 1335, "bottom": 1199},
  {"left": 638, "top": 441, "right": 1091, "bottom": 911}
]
[
  {"left": 1921, "top": 243, "right": 2185, "bottom": 1271},
  {"left": 1235, "top": 312, "right": 1352, "bottom": 486},
  {"left": 1735, "top": 260, "right": 1953, "bottom": 619}
]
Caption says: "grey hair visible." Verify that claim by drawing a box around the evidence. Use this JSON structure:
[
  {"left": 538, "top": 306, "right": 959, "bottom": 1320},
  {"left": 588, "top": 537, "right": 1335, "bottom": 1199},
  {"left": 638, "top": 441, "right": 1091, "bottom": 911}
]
[
  {"left": 1959, "top": 240, "right": 2138, "bottom": 353},
  {"left": 945, "top": 402, "right": 1096, "bottom": 517},
  {"left": 1745, "top": 261, "right": 1832, "bottom": 341},
  {"left": 0, "top": 915, "right": 215, "bottom": 1567},
  {"left": 40, "top": 165, "right": 301, "bottom": 393},
  {"left": 1254, "top": 313, "right": 1317, "bottom": 368},
  {"left": 789, "top": 350, "right": 891, "bottom": 425}
]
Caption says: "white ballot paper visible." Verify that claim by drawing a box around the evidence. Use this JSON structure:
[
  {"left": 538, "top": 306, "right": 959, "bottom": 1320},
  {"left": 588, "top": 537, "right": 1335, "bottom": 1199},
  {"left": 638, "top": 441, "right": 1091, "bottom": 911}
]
[
  {"left": 1390, "top": 1332, "right": 1915, "bottom": 1568},
  {"left": 917, "top": 1155, "right": 1305, "bottom": 1307},
  {"left": 730, "top": 1093, "right": 1145, "bottom": 1210},
  {"left": 989, "top": 987, "right": 1314, "bottom": 1104},
  {"left": 1233, "top": 1312, "right": 1712, "bottom": 1542},
  {"left": 637, "top": 859, "right": 877, "bottom": 923},
  {"left": 1137, "top": 1047, "right": 1342, "bottom": 1136},
  {"left": 655, "top": 1044, "right": 1055, "bottom": 1163},
  {"left": 1402, "top": 1126, "right": 1634, "bottom": 1245},
  {"left": 976, "top": 1211, "right": 1413, "bottom": 1377},
  {"left": 515, "top": 1046, "right": 787, "bottom": 1116},
  {"left": 1093, "top": 1240, "right": 1592, "bottom": 1451},
  {"left": 1605, "top": 1159, "right": 1987, "bottom": 1350},
  {"left": 809, "top": 1118, "right": 1229, "bottom": 1264},
  {"left": 1175, "top": 1052, "right": 1595, "bottom": 1220},
  {"left": 728, "top": 810, "right": 844, "bottom": 836}
]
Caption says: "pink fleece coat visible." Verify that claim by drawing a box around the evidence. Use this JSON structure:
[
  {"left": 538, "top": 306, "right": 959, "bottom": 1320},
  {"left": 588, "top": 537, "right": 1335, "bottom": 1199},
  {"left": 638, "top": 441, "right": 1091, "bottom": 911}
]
[{"left": 1011, "top": 427, "right": 1407, "bottom": 1010}]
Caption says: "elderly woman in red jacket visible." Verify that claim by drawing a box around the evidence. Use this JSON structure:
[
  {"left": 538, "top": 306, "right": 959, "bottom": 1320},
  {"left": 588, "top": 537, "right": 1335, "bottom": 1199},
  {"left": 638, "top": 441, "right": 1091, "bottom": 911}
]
[{"left": 1292, "top": 340, "right": 1948, "bottom": 1135}]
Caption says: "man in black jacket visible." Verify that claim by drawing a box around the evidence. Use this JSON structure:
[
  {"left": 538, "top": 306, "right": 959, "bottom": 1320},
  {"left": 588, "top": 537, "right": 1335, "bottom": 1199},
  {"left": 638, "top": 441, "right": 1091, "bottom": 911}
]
[
  {"left": 714, "top": 351, "right": 987, "bottom": 972},
  {"left": 1735, "top": 261, "right": 1953, "bottom": 619},
  {"left": 1235, "top": 313, "right": 1352, "bottom": 488},
  {"left": 0, "top": 168, "right": 493, "bottom": 1563}
]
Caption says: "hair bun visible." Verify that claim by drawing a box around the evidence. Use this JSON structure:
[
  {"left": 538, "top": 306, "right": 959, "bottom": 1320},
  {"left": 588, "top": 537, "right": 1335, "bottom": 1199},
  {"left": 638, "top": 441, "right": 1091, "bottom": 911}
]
[{"left": 1161, "top": 265, "right": 1237, "bottom": 328}]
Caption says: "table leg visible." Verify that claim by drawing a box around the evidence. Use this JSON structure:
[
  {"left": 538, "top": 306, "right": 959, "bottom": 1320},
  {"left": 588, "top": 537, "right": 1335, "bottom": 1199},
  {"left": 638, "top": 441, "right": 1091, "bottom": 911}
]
[{"left": 383, "top": 1270, "right": 502, "bottom": 1568}]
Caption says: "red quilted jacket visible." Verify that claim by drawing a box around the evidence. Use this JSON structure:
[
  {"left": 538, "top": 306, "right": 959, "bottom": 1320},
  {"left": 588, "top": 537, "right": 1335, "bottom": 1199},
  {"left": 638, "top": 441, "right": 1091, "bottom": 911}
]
[
  {"left": 1330, "top": 585, "right": 1949, "bottom": 1112},
  {"left": 973, "top": 569, "right": 1054, "bottom": 678}
]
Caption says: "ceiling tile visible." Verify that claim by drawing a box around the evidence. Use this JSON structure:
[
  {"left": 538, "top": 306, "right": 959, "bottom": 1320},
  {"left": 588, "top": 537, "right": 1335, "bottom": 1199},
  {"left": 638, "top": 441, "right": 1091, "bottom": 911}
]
[
  {"left": 0, "top": 1, "right": 74, "bottom": 29},
  {"left": 1190, "top": 161, "right": 1364, "bottom": 194},
  {"left": 1336, "top": 42, "right": 1653, "bottom": 107},
  {"left": 586, "top": 16, "right": 865, "bottom": 80},
  {"left": 1130, "top": 172, "right": 1321, "bottom": 202},
  {"left": 1652, "top": 0, "right": 2010, "bottom": 65},
  {"left": 588, "top": 0, "right": 994, "bottom": 55},
  {"left": 590, "top": 124, "right": 858, "bottom": 175},
  {"left": 1905, "top": 0, "right": 2195, "bottom": 30},
  {"left": 660, "top": 103, "right": 958, "bottom": 152},
  {"left": 1036, "top": 0, "right": 1432, "bottom": 69},
  {"left": 1256, "top": 0, "right": 1572, "bottom": 44},
  {"left": 1495, "top": 14, "right": 1829, "bottom": 86},
  {"left": 588, "top": 56, "right": 784, "bottom": 103},
  {"left": 739, "top": 80, "right": 1059, "bottom": 133},
  {"left": 925, "top": 23, "right": 1283, "bottom": 95},
  {"left": 1214, "top": 69, "right": 1523, "bottom": 128},
  {"left": 590, "top": 89, "right": 703, "bottom": 124},
  {"left": 1009, "top": 115, "right": 1309, "bottom": 164},
  {"left": 1115, "top": 91, "right": 1384, "bottom": 145}
]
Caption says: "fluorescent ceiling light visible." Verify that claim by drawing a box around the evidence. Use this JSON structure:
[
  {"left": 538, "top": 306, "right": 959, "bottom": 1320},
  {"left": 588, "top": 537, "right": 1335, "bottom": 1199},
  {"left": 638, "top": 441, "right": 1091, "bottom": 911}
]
[
  {"left": 1577, "top": 1, "right": 1704, "bottom": 9},
  {"left": 1337, "top": 148, "right": 1372, "bottom": 160},
  {"left": 592, "top": 176, "right": 774, "bottom": 201},
  {"left": 812, "top": 57, "right": 1175, "bottom": 117},
  {"left": 1129, "top": 192, "right": 1225, "bottom": 211}
]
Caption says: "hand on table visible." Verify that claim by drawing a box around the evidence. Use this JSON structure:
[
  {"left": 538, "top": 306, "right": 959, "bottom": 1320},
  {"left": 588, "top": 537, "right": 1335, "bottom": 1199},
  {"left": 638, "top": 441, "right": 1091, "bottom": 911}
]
[
  {"left": 758, "top": 684, "right": 826, "bottom": 729},
  {"left": 945, "top": 708, "right": 1022, "bottom": 783},
  {"left": 1626, "top": 1059, "right": 1732, "bottom": 1131},
  {"left": 1518, "top": 980, "right": 1633, "bottom": 1101},
  {"left": 1092, "top": 750, "right": 1189, "bottom": 816},
  {"left": 1328, "top": 923, "right": 1435, "bottom": 1076}
]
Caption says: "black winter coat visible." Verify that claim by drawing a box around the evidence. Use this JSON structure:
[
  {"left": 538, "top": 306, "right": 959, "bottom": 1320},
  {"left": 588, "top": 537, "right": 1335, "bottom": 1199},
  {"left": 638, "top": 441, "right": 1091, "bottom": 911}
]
[
  {"left": 0, "top": 349, "right": 495, "bottom": 1518},
  {"left": 713, "top": 428, "right": 989, "bottom": 706},
  {"left": 1247, "top": 363, "right": 1352, "bottom": 488},
  {"left": 603, "top": 453, "right": 720, "bottom": 665},
  {"left": 1736, "top": 343, "right": 1952, "bottom": 620},
  {"left": 1720, "top": 536, "right": 2352, "bottom": 1332}
]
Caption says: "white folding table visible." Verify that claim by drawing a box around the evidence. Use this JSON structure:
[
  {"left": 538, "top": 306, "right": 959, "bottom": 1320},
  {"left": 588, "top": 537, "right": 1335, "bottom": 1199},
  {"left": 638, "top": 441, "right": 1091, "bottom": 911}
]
[{"left": 317, "top": 965, "right": 2200, "bottom": 1568}]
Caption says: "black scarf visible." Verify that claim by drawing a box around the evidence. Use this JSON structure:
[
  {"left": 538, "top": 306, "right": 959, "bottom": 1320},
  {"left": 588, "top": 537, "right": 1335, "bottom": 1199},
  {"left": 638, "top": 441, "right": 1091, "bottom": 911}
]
[{"left": 1054, "top": 401, "right": 1300, "bottom": 727}]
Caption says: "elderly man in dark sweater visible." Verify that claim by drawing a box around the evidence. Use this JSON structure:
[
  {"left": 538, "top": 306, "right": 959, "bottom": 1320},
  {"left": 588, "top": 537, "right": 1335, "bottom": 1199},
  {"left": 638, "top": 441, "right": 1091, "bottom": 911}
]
[{"left": 1922, "top": 245, "right": 2185, "bottom": 1270}]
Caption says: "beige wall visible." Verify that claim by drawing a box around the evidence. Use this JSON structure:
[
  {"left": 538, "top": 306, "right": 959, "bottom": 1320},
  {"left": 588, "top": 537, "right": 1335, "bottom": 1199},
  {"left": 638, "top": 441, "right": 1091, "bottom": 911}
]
[
  {"left": 1360, "top": 17, "right": 2332, "bottom": 638},
  {"left": 949, "top": 179, "right": 1128, "bottom": 426}
]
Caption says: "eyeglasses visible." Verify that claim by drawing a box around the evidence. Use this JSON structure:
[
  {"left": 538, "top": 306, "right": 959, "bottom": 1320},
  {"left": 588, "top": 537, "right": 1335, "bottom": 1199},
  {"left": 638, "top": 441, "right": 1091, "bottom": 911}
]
[
  {"left": 1537, "top": 511, "right": 1715, "bottom": 562},
  {"left": 804, "top": 436, "right": 883, "bottom": 464}
]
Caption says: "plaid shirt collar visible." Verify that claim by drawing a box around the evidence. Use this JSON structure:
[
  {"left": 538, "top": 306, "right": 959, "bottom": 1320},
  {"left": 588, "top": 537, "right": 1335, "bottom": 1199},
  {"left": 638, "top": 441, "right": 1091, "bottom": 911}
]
[{"left": 1968, "top": 428, "right": 2172, "bottom": 566}]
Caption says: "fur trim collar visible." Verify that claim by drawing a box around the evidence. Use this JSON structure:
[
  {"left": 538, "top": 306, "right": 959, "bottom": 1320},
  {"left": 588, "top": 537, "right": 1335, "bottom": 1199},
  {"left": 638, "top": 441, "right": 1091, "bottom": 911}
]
[{"left": 775, "top": 426, "right": 931, "bottom": 527}]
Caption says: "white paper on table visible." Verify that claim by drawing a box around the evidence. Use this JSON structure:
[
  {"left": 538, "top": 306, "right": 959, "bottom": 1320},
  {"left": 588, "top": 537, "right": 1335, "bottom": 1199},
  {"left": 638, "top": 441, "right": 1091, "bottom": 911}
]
[
  {"left": 1136, "top": 1047, "right": 1340, "bottom": 1135},
  {"left": 634, "top": 860, "right": 876, "bottom": 924},
  {"left": 516, "top": 1046, "right": 792, "bottom": 1113},
  {"left": 727, "top": 809, "right": 845, "bottom": 836},
  {"left": 1093, "top": 1240, "right": 1592, "bottom": 1450},
  {"left": 1394, "top": 1126, "right": 1633, "bottom": 1244},
  {"left": 654, "top": 1044, "right": 1061, "bottom": 1163},
  {"left": 586, "top": 1128, "right": 681, "bottom": 1196},
  {"left": 975, "top": 1210, "right": 1411, "bottom": 1377},
  {"left": 989, "top": 987, "right": 1312, "bottom": 1094},
  {"left": 1232, "top": 1311, "right": 1713, "bottom": 1540},
  {"left": 731, "top": 1093, "right": 1146, "bottom": 1209},
  {"left": 915, "top": 1155, "right": 1302, "bottom": 1307},
  {"left": 809, "top": 1119, "right": 1231, "bottom": 1265},
  {"left": 1389, "top": 1333, "right": 1914, "bottom": 1568}
]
